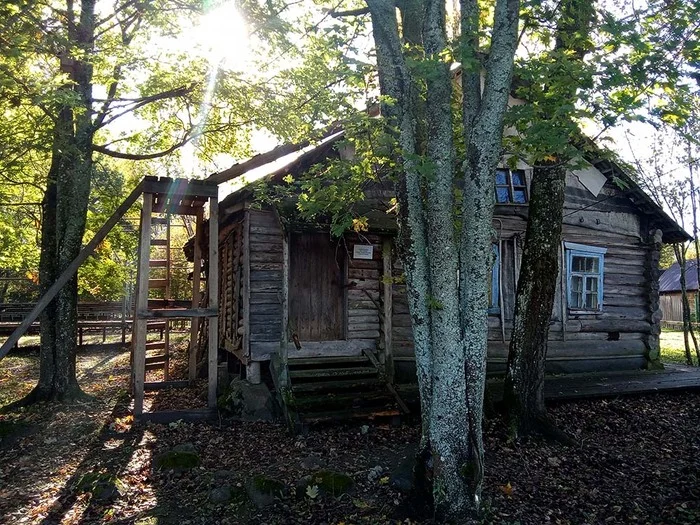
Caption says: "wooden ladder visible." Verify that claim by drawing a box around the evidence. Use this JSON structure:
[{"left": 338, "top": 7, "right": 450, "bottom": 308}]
[{"left": 131, "top": 176, "right": 220, "bottom": 417}]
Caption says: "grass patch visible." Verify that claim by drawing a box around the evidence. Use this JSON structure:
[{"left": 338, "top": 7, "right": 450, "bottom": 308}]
[{"left": 660, "top": 330, "right": 699, "bottom": 365}]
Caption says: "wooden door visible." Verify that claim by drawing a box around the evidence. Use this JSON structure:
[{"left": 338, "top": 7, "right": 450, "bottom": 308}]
[{"left": 289, "top": 233, "right": 345, "bottom": 341}]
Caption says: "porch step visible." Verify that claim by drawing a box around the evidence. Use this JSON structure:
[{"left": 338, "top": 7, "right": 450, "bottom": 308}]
[
  {"left": 288, "top": 356, "right": 371, "bottom": 367},
  {"left": 291, "top": 389, "right": 395, "bottom": 411},
  {"left": 303, "top": 406, "right": 401, "bottom": 424},
  {"left": 291, "top": 377, "right": 384, "bottom": 393},
  {"left": 289, "top": 366, "right": 378, "bottom": 380}
]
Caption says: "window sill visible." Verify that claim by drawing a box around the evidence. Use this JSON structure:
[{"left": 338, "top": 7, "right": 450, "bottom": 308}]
[{"left": 568, "top": 309, "right": 603, "bottom": 316}]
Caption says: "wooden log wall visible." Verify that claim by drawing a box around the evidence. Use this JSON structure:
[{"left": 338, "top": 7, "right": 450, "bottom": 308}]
[
  {"left": 345, "top": 233, "right": 383, "bottom": 342},
  {"left": 390, "top": 174, "right": 656, "bottom": 375},
  {"left": 247, "top": 209, "right": 284, "bottom": 360}
]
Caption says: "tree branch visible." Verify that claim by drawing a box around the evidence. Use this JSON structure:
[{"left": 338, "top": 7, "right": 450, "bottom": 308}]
[
  {"left": 329, "top": 7, "right": 370, "bottom": 18},
  {"left": 92, "top": 84, "right": 195, "bottom": 130}
]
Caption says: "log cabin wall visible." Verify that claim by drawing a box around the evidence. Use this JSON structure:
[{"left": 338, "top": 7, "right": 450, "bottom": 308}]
[
  {"left": 391, "top": 171, "right": 657, "bottom": 378},
  {"left": 246, "top": 209, "right": 285, "bottom": 362},
  {"left": 219, "top": 168, "right": 663, "bottom": 377}
]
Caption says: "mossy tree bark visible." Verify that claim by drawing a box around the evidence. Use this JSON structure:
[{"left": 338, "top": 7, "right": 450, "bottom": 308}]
[
  {"left": 367, "top": 0, "right": 519, "bottom": 519},
  {"left": 502, "top": 163, "right": 566, "bottom": 436},
  {"left": 503, "top": 0, "right": 595, "bottom": 438},
  {"left": 20, "top": 0, "right": 96, "bottom": 404}
]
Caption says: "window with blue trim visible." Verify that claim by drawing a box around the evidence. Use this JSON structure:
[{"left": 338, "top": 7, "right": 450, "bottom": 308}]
[
  {"left": 495, "top": 169, "right": 528, "bottom": 204},
  {"left": 565, "top": 242, "right": 606, "bottom": 311},
  {"left": 488, "top": 244, "right": 500, "bottom": 313}
]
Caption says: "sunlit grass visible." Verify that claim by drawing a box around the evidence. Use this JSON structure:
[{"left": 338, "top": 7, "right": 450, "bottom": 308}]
[{"left": 660, "top": 330, "right": 699, "bottom": 366}]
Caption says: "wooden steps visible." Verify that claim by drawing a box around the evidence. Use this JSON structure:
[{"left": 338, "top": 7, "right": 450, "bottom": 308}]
[{"left": 277, "top": 354, "right": 408, "bottom": 427}]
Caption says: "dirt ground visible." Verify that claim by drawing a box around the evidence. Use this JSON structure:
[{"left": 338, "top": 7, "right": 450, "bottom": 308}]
[{"left": 1, "top": 345, "right": 699, "bottom": 524}]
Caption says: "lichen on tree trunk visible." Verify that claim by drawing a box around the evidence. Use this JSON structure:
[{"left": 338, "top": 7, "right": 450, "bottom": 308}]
[{"left": 366, "top": 0, "right": 519, "bottom": 518}]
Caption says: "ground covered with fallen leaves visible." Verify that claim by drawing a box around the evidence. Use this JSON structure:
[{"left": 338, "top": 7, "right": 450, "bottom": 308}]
[{"left": 1, "top": 346, "right": 699, "bottom": 524}]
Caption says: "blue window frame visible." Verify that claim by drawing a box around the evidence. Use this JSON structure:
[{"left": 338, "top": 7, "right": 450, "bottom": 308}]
[
  {"left": 488, "top": 244, "right": 500, "bottom": 314},
  {"left": 565, "top": 242, "right": 606, "bottom": 311},
  {"left": 495, "top": 169, "right": 528, "bottom": 204}
]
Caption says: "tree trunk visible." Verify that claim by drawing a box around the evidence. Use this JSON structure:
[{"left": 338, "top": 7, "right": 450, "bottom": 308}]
[
  {"left": 501, "top": 0, "right": 595, "bottom": 437},
  {"left": 502, "top": 163, "right": 566, "bottom": 436},
  {"left": 674, "top": 244, "right": 698, "bottom": 365},
  {"left": 19, "top": 0, "right": 96, "bottom": 404}
]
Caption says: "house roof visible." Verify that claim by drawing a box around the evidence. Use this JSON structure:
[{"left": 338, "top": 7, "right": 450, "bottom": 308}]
[
  {"left": 208, "top": 127, "right": 691, "bottom": 244},
  {"left": 660, "top": 261, "right": 700, "bottom": 293}
]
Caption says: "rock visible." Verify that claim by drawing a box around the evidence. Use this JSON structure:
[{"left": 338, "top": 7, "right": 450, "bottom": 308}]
[
  {"left": 219, "top": 378, "right": 276, "bottom": 422},
  {"left": 367, "top": 465, "right": 384, "bottom": 482},
  {"left": 153, "top": 443, "right": 200, "bottom": 472},
  {"left": 547, "top": 457, "right": 562, "bottom": 467},
  {"left": 214, "top": 469, "right": 236, "bottom": 479},
  {"left": 389, "top": 455, "right": 415, "bottom": 493},
  {"left": 245, "top": 475, "right": 285, "bottom": 509},
  {"left": 75, "top": 472, "right": 124, "bottom": 502},
  {"left": 296, "top": 470, "right": 354, "bottom": 499},
  {"left": 209, "top": 485, "right": 232, "bottom": 504},
  {"left": 300, "top": 455, "right": 324, "bottom": 470}
]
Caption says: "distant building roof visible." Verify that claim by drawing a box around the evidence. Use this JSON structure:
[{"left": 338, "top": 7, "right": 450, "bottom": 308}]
[{"left": 660, "top": 261, "right": 700, "bottom": 293}]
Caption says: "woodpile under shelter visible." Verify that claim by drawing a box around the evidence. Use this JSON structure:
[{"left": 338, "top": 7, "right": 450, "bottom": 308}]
[{"left": 189, "top": 131, "right": 690, "bottom": 424}]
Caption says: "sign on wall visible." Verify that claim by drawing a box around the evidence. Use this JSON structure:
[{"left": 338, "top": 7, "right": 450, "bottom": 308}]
[{"left": 353, "top": 244, "right": 374, "bottom": 260}]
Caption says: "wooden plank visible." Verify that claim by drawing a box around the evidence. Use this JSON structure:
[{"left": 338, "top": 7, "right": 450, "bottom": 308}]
[
  {"left": 189, "top": 207, "right": 203, "bottom": 382},
  {"left": 206, "top": 140, "right": 316, "bottom": 185},
  {"left": 144, "top": 380, "right": 190, "bottom": 391},
  {"left": 251, "top": 339, "right": 376, "bottom": 360},
  {"left": 279, "top": 231, "right": 290, "bottom": 389},
  {"left": 382, "top": 238, "right": 393, "bottom": 381},
  {"left": 208, "top": 197, "right": 219, "bottom": 409},
  {"left": 142, "top": 177, "right": 217, "bottom": 198},
  {"left": 133, "top": 192, "right": 152, "bottom": 416},
  {"left": 0, "top": 181, "right": 145, "bottom": 359},
  {"left": 135, "top": 408, "right": 217, "bottom": 424},
  {"left": 149, "top": 259, "right": 167, "bottom": 268},
  {"left": 137, "top": 308, "right": 218, "bottom": 318},
  {"left": 148, "top": 279, "right": 168, "bottom": 289},
  {"left": 242, "top": 210, "right": 251, "bottom": 360}
]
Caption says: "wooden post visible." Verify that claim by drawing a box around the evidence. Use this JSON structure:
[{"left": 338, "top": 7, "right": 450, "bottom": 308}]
[
  {"left": 189, "top": 208, "right": 203, "bottom": 382},
  {"left": 246, "top": 361, "right": 261, "bottom": 384},
  {"left": 134, "top": 193, "right": 153, "bottom": 416},
  {"left": 382, "top": 238, "right": 394, "bottom": 383},
  {"left": 207, "top": 197, "right": 219, "bottom": 409},
  {"left": 163, "top": 215, "right": 171, "bottom": 381},
  {"left": 279, "top": 232, "right": 290, "bottom": 387}
]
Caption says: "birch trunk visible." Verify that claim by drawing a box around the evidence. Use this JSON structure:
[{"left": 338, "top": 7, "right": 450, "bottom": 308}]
[{"left": 422, "top": 1, "right": 470, "bottom": 517}]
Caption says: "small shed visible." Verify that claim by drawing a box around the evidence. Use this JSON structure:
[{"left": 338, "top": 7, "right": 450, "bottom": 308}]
[{"left": 660, "top": 261, "right": 700, "bottom": 322}]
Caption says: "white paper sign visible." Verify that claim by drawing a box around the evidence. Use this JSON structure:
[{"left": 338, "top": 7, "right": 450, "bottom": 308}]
[{"left": 353, "top": 244, "right": 374, "bottom": 260}]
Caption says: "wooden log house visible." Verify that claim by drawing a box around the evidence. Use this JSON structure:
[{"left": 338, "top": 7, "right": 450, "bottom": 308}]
[{"left": 189, "top": 133, "right": 690, "bottom": 422}]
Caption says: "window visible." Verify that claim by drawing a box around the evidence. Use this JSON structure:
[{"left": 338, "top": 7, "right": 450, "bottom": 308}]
[
  {"left": 495, "top": 169, "right": 528, "bottom": 204},
  {"left": 487, "top": 244, "right": 500, "bottom": 314},
  {"left": 565, "top": 242, "right": 606, "bottom": 311}
]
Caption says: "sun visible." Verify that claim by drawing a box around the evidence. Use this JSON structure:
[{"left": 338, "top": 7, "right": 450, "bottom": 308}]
[{"left": 194, "top": 0, "right": 250, "bottom": 71}]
